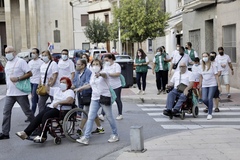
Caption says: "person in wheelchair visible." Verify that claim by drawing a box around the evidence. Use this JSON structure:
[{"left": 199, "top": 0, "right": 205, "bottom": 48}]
[
  {"left": 15, "top": 77, "right": 75, "bottom": 143},
  {"left": 163, "top": 62, "right": 194, "bottom": 116}
]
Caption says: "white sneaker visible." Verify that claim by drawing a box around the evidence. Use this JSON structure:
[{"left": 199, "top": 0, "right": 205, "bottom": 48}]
[
  {"left": 142, "top": 91, "right": 145, "bottom": 95},
  {"left": 15, "top": 131, "right": 28, "bottom": 140},
  {"left": 116, "top": 115, "right": 123, "bottom": 120},
  {"left": 76, "top": 136, "right": 89, "bottom": 145},
  {"left": 137, "top": 90, "right": 142, "bottom": 95},
  {"left": 207, "top": 114, "right": 212, "bottom": 120},
  {"left": 98, "top": 114, "right": 105, "bottom": 121},
  {"left": 108, "top": 134, "right": 119, "bottom": 143}
]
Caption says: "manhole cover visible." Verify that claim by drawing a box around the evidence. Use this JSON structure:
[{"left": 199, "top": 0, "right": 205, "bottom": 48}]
[{"left": 220, "top": 99, "right": 232, "bottom": 103}]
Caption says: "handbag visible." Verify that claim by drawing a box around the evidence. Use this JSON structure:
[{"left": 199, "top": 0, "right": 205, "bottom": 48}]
[
  {"left": 120, "top": 74, "right": 126, "bottom": 87},
  {"left": 79, "top": 93, "right": 91, "bottom": 106},
  {"left": 16, "top": 78, "right": 31, "bottom": 93},
  {"left": 99, "top": 95, "right": 111, "bottom": 106},
  {"left": 36, "top": 61, "right": 52, "bottom": 96},
  {"left": 173, "top": 55, "right": 184, "bottom": 69},
  {"left": 177, "top": 83, "right": 187, "bottom": 93}
]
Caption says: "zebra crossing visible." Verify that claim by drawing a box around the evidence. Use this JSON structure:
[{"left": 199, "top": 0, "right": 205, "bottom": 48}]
[{"left": 137, "top": 103, "right": 240, "bottom": 130}]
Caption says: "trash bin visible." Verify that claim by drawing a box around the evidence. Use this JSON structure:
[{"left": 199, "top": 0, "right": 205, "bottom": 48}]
[{"left": 116, "top": 60, "right": 134, "bottom": 88}]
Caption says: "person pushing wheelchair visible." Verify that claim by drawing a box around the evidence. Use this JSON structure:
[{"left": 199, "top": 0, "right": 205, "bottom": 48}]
[{"left": 163, "top": 62, "right": 194, "bottom": 116}]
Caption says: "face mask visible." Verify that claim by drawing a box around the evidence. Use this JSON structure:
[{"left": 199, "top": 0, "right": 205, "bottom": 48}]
[
  {"left": 176, "top": 47, "right": 179, "bottom": 51},
  {"left": 194, "top": 64, "right": 199, "bottom": 66},
  {"left": 31, "top": 54, "right": 37, "bottom": 59},
  {"left": 105, "top": 61, "right": 111, "bottom": 66},
  {"left": 210, "top": 56, "right": 215, "bottom": 61},
  {"left": 42, "top": 56, "right": 49, "bottom": 63},
  {"left": 62, "top": 55, "right": 68, "bottom": 61},
  {"left": 138, "top": 54, "right": 141, "bottom": 57},
  {"left": 6, "top": 52, "right": 14, "bottom": 61},
  {"left": 156, "top": 52, "right": 160, "bottom": 55},
  {"left": 91, "top": 66, "right": 100, "bottom": 73},
  {"left": 219, "top": 52, "right": 224, "bottom": 56},
  {"left": 185, "top": 47, "right": 188, "bottom": 50},
  {"left": 202, "top": 57, "right": 208, "bottom": 62},
  {"left": 59, "top": 83, "right": 67, "bottom": 91}
]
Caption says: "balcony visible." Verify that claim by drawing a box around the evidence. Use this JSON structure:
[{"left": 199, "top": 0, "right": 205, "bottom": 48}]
[{"left": 184, "top": 0, "right": 215, "bottom": 10}]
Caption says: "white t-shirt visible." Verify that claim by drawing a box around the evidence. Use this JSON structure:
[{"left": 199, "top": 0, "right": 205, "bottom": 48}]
[
  {"left": 103, "top": 63, "right": 121, "bottom": 89},
  {"left": 200, "top": 64, "right": 218, "bottom": 87},
  {"left": 172, "top": 53, "right": 192, "bottom": 71},
  {"left": 171, "top": 50, "right": 179, "bottom": 59},
  {"left": 90, "top": 73, "right": 111, "bottom": 100},
  {"left": 58, "top": 59, "right": 75, "bottom": 80},
  {"left": 191, "top": 64, "right": 201, "bottom": 82},
  {"left": 5, "top": 57, "right": 31, "bottom": 96},
  {"left": 170, "top": 70, "right": 194, "bottom": 89},
  {"left": 28, "top": 58, "right": 44, "bottom": 84},
  {"left": 215, "top": 54, "right": 231, "bottom": 75},
  {"left": 40, "top": 60, "right": 59, "bottom": 87},
  {"left": 49, "top": 87, "right": 75, "bottom": 110}
]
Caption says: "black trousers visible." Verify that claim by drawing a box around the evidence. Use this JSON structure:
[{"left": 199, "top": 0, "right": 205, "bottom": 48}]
[
  {"left": 24, "top": 107, "right": 59, "bottom": 138},
  {"left": 155, "top": 70, "right": 168, "bottom": 90}
]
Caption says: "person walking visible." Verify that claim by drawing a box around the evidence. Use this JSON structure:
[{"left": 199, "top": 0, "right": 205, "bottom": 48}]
[
  {"left": 28, "top": 48, "right": 43, "bottom": 116},
  {"left": 58, "top": 49, "right": 75, "bottom": 82},
  {"left": 215, "top": 47, "right": 234, "bottom": 98},
  {"left": 199, "top": 52, "right": 222, "bottom": 120},
  {"left": 103, "top": 54, "right": 123, "bottom": 120},
  {"left": 76, "top": 59, "right": 119, "bottom": 145},
  {"left": 38, "top": 50, "right": 58, "bottom": 113},
  {"left": 73, "top": 59, "right": 104, "bottom": 135},
  {"left": 152, "top": 47, "right": 170, "bottom": 94},
  {"left": 0, "top": 46, "right": 34, "bottom": 140},
  {"left": 134, "top": 49, "right": 149, "bottom": 95}
]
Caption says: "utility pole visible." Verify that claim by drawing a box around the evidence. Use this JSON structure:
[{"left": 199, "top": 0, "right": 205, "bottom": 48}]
[{"left": 117, "top": 0, "right": 122, "bottom": 54}]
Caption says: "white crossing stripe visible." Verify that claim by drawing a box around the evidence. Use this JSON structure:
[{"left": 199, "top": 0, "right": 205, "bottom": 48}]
[{"left": 138, "top": 103, "right": 240, "bottom": 130}]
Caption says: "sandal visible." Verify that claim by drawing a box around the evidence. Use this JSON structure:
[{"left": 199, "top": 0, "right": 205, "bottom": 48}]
[{"left": 214, "top": 108, "right": 220, "bottom": 112}]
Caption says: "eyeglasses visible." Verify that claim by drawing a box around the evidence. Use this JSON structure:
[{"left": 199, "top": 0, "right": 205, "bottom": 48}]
[{"left": 179, "top": 66, "right": 187, "bottom": 68}]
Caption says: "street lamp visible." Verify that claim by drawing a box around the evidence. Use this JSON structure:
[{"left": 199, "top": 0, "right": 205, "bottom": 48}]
[{"left": 69, "top": 1, "right": 75, "bottom": 49}]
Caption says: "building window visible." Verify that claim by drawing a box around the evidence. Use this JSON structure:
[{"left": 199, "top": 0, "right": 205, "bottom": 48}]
[
  {"left": 81, "top": 14, "right": 89, "bottom": 26},
  {"left": 82, "top": 43, "right": 90, "bottom": 50},
  {"left": 148, "top": 39, "right": 152, "bottom": 52},
  {"left": 54, "top": 30, "right": 61, "bottom": 43},
  {"left": 223, "top": 24, "right": 236, "bottom": 63},
  {"left": 0, "top": 0, "right": 4, "bottom": 7},
  {"left": 55, "top": 20, "right": 58, "bottom": 28}
]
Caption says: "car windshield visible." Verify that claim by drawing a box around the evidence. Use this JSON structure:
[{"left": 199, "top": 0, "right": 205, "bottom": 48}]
[
  {"left": 69, "top": 50, "right": 74, "bottom": 58},
  {"left": 116, "top": 56, "right": 131, "bottom": 59}
]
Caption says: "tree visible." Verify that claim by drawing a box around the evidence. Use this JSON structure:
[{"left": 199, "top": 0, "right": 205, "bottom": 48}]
[
  {"left": 112, "top": 0, "right": 169, "bottom": 47},
  {"left": 84, "top": 18, "right": 109, "bottom": 47}
]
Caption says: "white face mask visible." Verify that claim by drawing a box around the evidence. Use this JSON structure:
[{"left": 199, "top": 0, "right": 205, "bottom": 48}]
[
  {"left": 91, "top": 66, "right": 100, "bottom": 73},
  {"left": 176, "top": 47, "right": 180, "bottom": 51},
  {"left": 31, "top": 54, "right": 37, "bottom": 59},
  {"left": 105, "top": 61, "right": 111, "bottom": 66},
  {"left": 156, "top": 52, "right": 160, "bottom": 55},
  {"left": 59, "top": 83, "right": 67, "bottom": 91},
  {"left": 62, "top": 55, "right": 68, "bottom": 61},
  {"left": 42, "top": 56, "right": 49, "bottom": 63},
  {"left": 6, "top": 52, "right": 14, "bottom": 61},
  {"left": 202, "top": 57, "right": 208, "bottom": 62}
]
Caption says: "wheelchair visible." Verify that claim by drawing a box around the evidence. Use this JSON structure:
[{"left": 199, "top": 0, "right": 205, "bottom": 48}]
[
  {"left": 38, "top": 102, "right": 88, "bottom": 145},
  {"left": 166, "top": 87, "right": 199, "bottom": 120}
]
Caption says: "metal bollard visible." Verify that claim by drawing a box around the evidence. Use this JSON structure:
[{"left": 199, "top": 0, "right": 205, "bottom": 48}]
[{"left": 130, "top": 126, "right": 145, "bottom": 152}]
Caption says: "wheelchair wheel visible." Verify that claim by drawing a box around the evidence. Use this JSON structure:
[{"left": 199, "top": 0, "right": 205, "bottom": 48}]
[
  {"left": 192, "top": 105, "right": 199, "bottom": 118},
  {"left": 54, "top": 137, "right": 61, "bottom": 145},
  {"left": 180, "top": 111, "right": 185, "bottom": 120},
  {"left": 63, "top": 108, "right": 88, "bottom": 142}
]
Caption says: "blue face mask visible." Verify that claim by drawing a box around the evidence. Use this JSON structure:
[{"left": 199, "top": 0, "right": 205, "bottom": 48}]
[{"left": 6, "top": 52, "right": 14, "bottom": 61}]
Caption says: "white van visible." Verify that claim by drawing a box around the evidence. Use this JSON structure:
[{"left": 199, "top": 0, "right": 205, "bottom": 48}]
[{"left": 89, "top": 49, "right": 108, "bottom": 61}]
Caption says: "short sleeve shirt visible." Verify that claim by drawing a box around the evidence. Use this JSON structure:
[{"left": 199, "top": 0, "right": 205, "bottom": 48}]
[
  {"left": 200, "top": 64, "right": 218, "bottom": 87},
  {"left": 172, "top": 54, "right": 192, "bottom": 71},
  {"left": 40, "top": 61, "right": 59, "bottom": 87},
  {"left": 28, "top": 58, "right": 44, "bottom": 84},
  {"left": 215, "top": 54, "right": 231, "bottom": 75},
  {"left": 170, "top": 70, "right": 194, "bottom": 89},
  {"left": 58, "top": 59, "right": 75, "bottom": 81},
  {"left": 5, "top": 57, "right": 31, "bottom": 96},
  {"left": 102, "top": 62, "right": 121, "bottom": 89}
]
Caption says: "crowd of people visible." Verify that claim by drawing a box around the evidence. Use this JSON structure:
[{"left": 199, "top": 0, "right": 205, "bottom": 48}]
[{"left": 0, "top": 43, "right": 234, "bottom": 143}]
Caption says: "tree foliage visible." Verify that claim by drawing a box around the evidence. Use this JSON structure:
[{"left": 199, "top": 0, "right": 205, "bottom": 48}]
[
  {"left": 84, "top": 18, "right": 109, "bottom": 44},
  {"left": 112, "top": 0, "right": 169, "bottom": 43}
]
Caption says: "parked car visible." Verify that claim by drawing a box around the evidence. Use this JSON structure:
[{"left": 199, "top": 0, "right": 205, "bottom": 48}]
[
  {"left": 97, "top": 52, "right": 119, "bottom": 60},
  {"left": 0, "top": 56, "right": 7, "bottom": 84},
  {"left": 17, "top": 52, "right": 31, "bottom": 63},
  {"left": 89, "top": 49, "right": 108, "bottom": 61},
  {"left": 70, "top": 49, "right": 87, "bottom": 64},
  {"left": 52, "top": 53, "right": 61, "bottom": 63}
]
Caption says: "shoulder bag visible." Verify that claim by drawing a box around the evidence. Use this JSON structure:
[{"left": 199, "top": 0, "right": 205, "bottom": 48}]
[
  {"left": 173, "top": 55, "right": 184, "bottom": 69},
  {"left": 36, "top": 61, "right": 52, "bottom": 96},
  {"left": 99, "top": 77, "right": 117, "bottom": 106}
]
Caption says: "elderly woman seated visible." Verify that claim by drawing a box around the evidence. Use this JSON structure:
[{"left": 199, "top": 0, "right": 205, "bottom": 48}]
[{"left": 16, "top": 77, "right": 75, "bottom": 143}]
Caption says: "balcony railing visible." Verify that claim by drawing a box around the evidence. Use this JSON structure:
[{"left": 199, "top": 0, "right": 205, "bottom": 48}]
[{"left": 184, "top": 0, "right": 215, "bottom": 10}]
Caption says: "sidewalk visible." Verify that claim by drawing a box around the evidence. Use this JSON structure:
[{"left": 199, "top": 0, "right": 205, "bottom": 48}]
[{"left": 115, "top": 73, "right": 240, "bottom": 160}]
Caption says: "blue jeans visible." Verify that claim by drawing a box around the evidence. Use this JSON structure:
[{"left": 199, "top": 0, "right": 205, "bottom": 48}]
[
  {"left": 84, "top": 100, "right": 118, "bottom": 139},
  {"left": 201, "top": 86, "right": 217, "bottom": 115},
  {"left": 31, "top": 83, "right": 39, "bottom": 115},
  {"left": 166, "top": 89, "right": 187, "bottom": 111}
]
